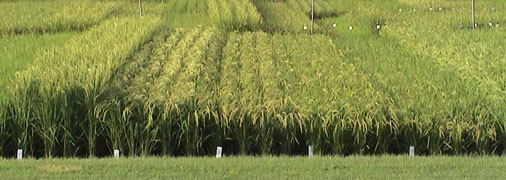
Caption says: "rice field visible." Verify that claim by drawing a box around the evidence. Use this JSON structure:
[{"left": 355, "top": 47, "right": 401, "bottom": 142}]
[
  {"left": 1, "top": 0, "right": 506, "bottom": 158},
  {"left": 0, "top": 1, "right": 119, "bottom": 35}
]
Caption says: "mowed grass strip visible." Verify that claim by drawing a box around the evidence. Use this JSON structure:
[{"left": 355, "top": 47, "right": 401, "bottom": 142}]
[{"left": 0, "top": 156, "right": 504, "bottom": 179}]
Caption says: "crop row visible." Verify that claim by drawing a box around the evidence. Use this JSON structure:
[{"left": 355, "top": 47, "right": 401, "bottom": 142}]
[
  {"left": 371, "top": 9, "right": 506, "bottom": 154},
  {"left": 0, "top": 1, "right": 119, "bottom": 35},
  {"left": 208, "top": 0, "right": 262, "bottom": 31},
  {"left": 0, "top": 32, "right": 76, "bottom": 100},
  {"left": 82, "top": 27, "right": 225, "bottom": 156},
  {"left": 255, "top": 1, "right": 312, "bottom": 34},
  {"left": 1, "top": 16, "right": 162, "bottom": 157}
]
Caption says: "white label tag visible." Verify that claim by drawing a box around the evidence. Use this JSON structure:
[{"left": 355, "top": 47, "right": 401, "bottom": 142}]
[
  {"left": 114, "top": 150, "right": 120, "bottom": 159},
  {"left": 409, "top": 146, "right": 415, "bottom": 157},
  {"left": 17, "top": 149, "right": 22, "bottom": 160},
  {"left": 308, "top": 146, "right": 314, "bottom": 157},
  {"left": 216, "top": 146, "right": 222, "bottom": 158}
]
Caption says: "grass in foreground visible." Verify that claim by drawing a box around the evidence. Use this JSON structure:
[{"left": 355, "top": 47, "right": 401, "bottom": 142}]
[{"left": 0, "top": 156, "right": 504, "bottom": 179}]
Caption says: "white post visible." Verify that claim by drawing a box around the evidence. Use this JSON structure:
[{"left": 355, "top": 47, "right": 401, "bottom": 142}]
[
  {"left": 310, "top": 0, "right": 314, "bottom": 34},
  {"left": 308, "top": 146, "right": 314, "bottom": 157},
  {"left": 17, "top": 149, "right": 23, "bottom": 160},
  {"left": 216, "top": 146, "right": 222, "bottom": 158},
  {"left": 409, "top": 146, "right": 415, "bottom": 157},
  {"left": 114, "top": 149, "right": 120, "bottom": 159},
  {"left": 138, "top": 0, "right": 143, "bottom": 17},
  {"left": 471, "top": 0, "right": 476, "bottom": 29}
]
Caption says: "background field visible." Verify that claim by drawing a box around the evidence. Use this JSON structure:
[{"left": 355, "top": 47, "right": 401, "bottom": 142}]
[
  {"left": 1, "top": 156, "right": 505, "bottom": 179},
  {"left": 1, "top": 0, "right": 506, "bottom": 158}
]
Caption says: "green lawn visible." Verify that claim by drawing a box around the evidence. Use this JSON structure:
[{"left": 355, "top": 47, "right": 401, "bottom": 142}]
[{"left": 0, "top": 156, "right": 504, "bottom": 179}]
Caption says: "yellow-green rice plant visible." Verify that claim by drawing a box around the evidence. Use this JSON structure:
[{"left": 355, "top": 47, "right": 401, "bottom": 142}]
[
  {"left": 280, "top": 34, "right": 328, "bottom": 154},
  {"left": 169, "top": 28, "right": 220, "bottom": 155},
  {"left": 101, "top": 29, "right": 185, "bottom": 157},
  {"left": 101, "top": 30, "right": 172, "bottom": 156},
  {"left": 219, "top": 32, "right": 250, "bottom": 154},
  {"left": 269, "top": 35, "right": 306, "bottom": 154},
  {"left": 219, "top": 32, "right": 243, "bottom": 128},
  {"left": 145, "top": 28, "right": 209, "bottom": 155},
  {"left": 252, "top": 32, "right": 277, "bottom": 155},
  {"left": 234, "top": 32, "right": 273, "bottom": 155},
  {"left": 151, "top": 27, "right": 223, "bottom": 155},
  {"left": 193, "top": 29, "right": 226, "bottom": 155},
  {"left": 142, "top": 30, "right": 187, "bottom": 155},
  {"left": 5, "top": 16, "right": 161, "bottom": 157}
]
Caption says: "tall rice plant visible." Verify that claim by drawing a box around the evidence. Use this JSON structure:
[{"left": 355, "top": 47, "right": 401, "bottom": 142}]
[{"left": 5, "top": 16, "right": 161, "bottom": 157}]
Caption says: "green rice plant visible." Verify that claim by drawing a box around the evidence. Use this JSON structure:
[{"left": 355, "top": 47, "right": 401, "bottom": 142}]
[
  {"left": 0, "top": 1, "right": 119, "bottom": 35},
  {"left": 336, "top": 1, "right": 506, "bottom": 154},
  {"left": 162, "top": 0, "right": 210, "bottom": 28},
  {"left": 146, "top": 28, "right": 202, "bottom": 155},
  {"left": 0, "top": 33, "right": 76, "bottom": 101},
  {"left": 208, "top": 0, "right": 262, "bottom": 31},
  {"left": 219, "top": 32, "right": 389, "bottom": 155},
  {"left": 0, "top": 100, "right": 7, "bottom": 156},
  {"left": 255, "top": 2, "right": 312, "bottom": 34},
  {"left": 382, "top": 8, "right": 506, "bottom": 154},
  {"left": 286, "top": 0, "right": 338, "bottom": 19},
  {"left": 166, "top": 0, "right": 207, "bottom": 14}
]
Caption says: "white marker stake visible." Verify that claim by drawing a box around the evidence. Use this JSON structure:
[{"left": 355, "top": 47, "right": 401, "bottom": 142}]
[
  {"left": 308, "top": 146, "right": 314, "bottom": 157},
  {"left": 216, "top": 146, "right": 222, "bottom": 158},
  {"left": 114, "top": 149, "right": 120, "bottom": 159},
  {"left": 17, "top": 149, "right": 23, "bottom": 160},
  {"left": 409, "top": 146, "right": 415, "bottom": 157}
]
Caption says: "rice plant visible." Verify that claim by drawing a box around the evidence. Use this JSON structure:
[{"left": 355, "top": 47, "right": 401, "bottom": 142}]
[
  {"left": 4, "top": 16, "right": 161, "bottom": 157},
  {"left": 0, "top": 1, "right": 119, "bottom": 35},
  {"left": 208, "top": 0, "right": 262, "bottom": 31}
]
